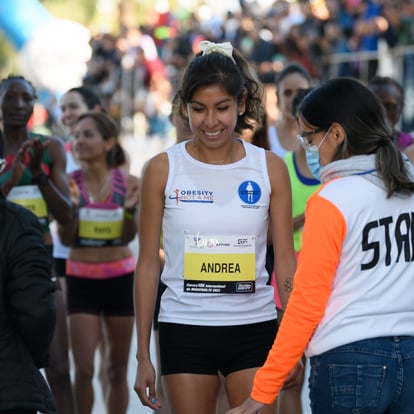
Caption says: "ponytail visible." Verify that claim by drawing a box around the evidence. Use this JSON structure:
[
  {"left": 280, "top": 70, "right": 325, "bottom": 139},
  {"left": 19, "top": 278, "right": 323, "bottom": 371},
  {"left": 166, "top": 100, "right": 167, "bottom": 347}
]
[
  {"left": 107, "top": 142, "right": 126, "bottom": 168},
  {"left": 376, "top": 139, "right": 414, "bottom": 197}
]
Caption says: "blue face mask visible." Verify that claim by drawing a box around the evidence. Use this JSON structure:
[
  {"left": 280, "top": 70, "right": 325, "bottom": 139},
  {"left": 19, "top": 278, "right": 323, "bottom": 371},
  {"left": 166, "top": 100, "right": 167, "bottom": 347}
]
[
  {"left": 303, "top": 126, "right": 332, "bottom": 181},
  {"left": 306, "top": 149, "right": 322, "bottom": 181}
]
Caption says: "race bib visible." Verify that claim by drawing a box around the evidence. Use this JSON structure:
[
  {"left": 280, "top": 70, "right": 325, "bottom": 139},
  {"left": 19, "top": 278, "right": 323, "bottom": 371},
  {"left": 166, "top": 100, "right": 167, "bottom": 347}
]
[
  {"left": 8, "top": 185, "right": 48, "bottom": 225},
  {"left": 183, "top": 234, "right": 256, "bottom": 294},
  {"left": 78, "top": 207, "right": 123, "bottom": 241}
]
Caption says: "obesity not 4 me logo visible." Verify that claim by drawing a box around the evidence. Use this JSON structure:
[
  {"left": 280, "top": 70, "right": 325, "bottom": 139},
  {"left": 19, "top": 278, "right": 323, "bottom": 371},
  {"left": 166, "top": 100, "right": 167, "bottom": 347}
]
[
  {"left": 238, "top": 181, "right": 261, "bottom": 205},
  {"left": 168, "top": 188, "right": 214, "bottom": 204}
]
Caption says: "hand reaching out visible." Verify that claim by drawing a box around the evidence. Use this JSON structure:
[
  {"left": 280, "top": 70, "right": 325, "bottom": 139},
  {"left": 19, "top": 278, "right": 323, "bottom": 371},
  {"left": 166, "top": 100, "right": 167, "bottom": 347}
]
[
  {"left": 124, "top": 174, "right": 140, "bottom": 211},
  {"left": 1, "top": 141, "right": 32, "bottom": 195},
  {"left": 282, "top": 358, "right": 305, "bottom": 390},
  {"left": 225, "top": 397, "right": 265, "bottom": 414},
  {"left": 225, "top": 359, "right": 304, "bottom": 414},
  {"left": 28, "top": 138, "right": 50, "bottom": 178}
]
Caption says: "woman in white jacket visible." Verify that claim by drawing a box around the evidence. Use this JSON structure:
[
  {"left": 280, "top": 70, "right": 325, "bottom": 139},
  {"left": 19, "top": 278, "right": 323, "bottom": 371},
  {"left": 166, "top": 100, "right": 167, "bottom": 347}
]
[{"left": 229, "top": 77, "right": 414, "bottom": 414}]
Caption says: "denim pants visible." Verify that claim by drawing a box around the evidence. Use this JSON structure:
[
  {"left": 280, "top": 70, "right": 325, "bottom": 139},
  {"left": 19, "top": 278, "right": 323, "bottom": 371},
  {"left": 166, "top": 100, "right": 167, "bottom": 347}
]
[{"left": 309, "top": 336, "right": 414, "bottom": 413}]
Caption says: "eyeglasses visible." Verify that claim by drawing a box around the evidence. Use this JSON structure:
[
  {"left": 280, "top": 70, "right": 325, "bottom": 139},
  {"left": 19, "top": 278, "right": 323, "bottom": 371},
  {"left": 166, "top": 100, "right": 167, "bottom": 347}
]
[{"left": 296, "top": 127, "right": 326, "bottom": 151}]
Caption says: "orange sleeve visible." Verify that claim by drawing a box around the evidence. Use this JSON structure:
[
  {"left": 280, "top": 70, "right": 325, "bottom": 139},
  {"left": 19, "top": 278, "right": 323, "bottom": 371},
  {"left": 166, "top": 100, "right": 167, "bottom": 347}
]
[{"left": 251, "top": 190, "right": 347, "bottom": 404}]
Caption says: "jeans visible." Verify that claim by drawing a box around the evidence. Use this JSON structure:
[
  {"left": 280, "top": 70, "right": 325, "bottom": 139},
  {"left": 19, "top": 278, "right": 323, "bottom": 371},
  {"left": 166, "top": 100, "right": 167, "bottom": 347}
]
[{"left": 309, "top": 336, "right": 414, "bottom": 413}]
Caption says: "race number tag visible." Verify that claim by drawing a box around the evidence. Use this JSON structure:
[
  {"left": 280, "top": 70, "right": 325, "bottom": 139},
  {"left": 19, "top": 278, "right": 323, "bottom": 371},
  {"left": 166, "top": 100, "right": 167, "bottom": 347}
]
[
  {"left": 183, "top": 234, "right": 256, "bottom": 294},
  {"left": 8, "top": 185, "right": 48, "bottom": 227},
  {"left": 79, "top": 207, "right": 123, "bottom": 240}
]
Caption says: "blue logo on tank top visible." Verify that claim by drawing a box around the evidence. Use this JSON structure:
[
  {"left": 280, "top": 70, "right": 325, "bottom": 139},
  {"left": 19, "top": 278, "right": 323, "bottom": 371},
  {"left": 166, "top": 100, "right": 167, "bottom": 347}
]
[{"left": 238, "top": 181, "right": 261, "bottom": 204}]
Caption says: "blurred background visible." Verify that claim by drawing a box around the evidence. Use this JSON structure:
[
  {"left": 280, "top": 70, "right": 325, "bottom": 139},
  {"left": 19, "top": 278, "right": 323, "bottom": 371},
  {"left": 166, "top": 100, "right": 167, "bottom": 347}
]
[
  {"left": 0, "top": 1, "right": 413, "bottom": 413},
  {"left": 1, "top": 0, "right": 414, "bottom": 163}
]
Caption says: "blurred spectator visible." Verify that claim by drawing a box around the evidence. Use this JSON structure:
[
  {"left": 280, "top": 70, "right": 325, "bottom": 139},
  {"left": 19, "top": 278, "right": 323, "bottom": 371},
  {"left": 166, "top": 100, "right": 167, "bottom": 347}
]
[
  {"left": 283, "top": 24, "right": 321, "bottom": 79},
  {"left": 55, "top": 0, "right": 414, "bottom": 140},
  {"left": 353, "top": 0, "right": 399, "bottom": 80},
  {"left": 135, "top": 72, "right": 173, "bottom": 138},
  {"left": 368, "top": 75, "right": 414, "bottom": 149},
  {"left": 28, "top": 102, "right": 52, "bottom": 135},
  {"left": 84, "top": 32, "right": 122, "bottom": 99},
  {"left": 240, "top": 20, "right": 276, "bottom": 83}
]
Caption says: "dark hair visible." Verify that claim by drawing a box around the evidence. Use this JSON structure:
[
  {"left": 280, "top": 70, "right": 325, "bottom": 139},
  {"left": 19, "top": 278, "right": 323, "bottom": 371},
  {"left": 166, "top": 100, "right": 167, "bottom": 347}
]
[
  {"left": 368, "top": 75, "right": 404, "bottom": 106},
  {"left": 291, "top": 88, "right": 313, "bottom": 118},
  {"left": 275, "top": 63, "right": 312, "bottom": 89},
  {"left": 177, "top": 44, "right": 265, "bottom": 134},
  {"left": 0, "top": 75, "right": 37, "bottom": 99},
  {"left": 77, "top": 112, "right": 126, "bottom": 168},
  {"left": 169, "top": 92, "right": 185, "bottom": 126},
  {"left": 274, "top": 63, "right": 312, "bottom": 107},
  {"left": 298, "top": 77, "right": 414, "bottom": 197},
  {"left": 368, "top": 76, "right": 404, "bottom": 135},
  {"left": 66, "top": 86, "right": 104, "bottom": 111},
  {"left": 250, "top": 112, "right": 270, "bottom": 150}
]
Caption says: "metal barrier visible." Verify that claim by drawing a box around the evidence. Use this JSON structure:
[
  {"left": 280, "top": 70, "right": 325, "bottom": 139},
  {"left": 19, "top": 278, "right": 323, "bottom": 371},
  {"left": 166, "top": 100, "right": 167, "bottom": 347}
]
[{"left": 321, "top": 43, "right": 414, "bottom": 132}]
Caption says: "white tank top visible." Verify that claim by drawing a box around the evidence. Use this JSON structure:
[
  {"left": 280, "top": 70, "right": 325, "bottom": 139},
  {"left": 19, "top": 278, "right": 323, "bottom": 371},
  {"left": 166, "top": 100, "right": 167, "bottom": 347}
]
[
  {"left": 158, "top": 139, "right": 277, "bottom": 326},
  {"left": 268, "top": 125, "right": 290, "bottom": 158}
]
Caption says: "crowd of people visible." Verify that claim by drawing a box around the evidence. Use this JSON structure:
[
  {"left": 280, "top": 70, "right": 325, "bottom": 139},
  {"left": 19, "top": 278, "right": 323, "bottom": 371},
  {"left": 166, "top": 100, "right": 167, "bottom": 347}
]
[
  {"left": 1, "top": 1, "right": 414, "bottom": 414},
  {"left": 0, "top": 75, "right": 140, "bottom": 414},
  {"left": 75, "top": 0, "right": 414, "bottom": 140}
]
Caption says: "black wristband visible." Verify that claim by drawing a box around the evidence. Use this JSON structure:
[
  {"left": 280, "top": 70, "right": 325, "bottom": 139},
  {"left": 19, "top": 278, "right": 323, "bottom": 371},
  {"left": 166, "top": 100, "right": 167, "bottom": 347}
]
[
  {"left": 124, "top": 207, "right": 137, "bottom": 220},
  {"left": 124, "top": 207, "right": 137, "bottom": 214},
  {"left": 32, "top": 172, "right": 49, "bottom": 186}
]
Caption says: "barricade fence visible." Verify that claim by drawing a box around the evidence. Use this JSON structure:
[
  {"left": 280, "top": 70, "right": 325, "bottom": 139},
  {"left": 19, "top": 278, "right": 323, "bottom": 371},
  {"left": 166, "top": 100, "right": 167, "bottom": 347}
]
[{"left": 321, "top": 43, "right": 414, "bottom": 132}]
